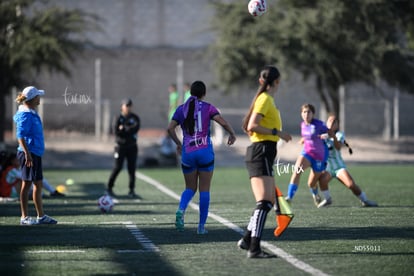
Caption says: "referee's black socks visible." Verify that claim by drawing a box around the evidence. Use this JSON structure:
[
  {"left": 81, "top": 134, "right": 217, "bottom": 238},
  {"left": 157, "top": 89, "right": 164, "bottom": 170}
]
[{"left": 247, "top": 200, "right": 273, "bottom": 252}]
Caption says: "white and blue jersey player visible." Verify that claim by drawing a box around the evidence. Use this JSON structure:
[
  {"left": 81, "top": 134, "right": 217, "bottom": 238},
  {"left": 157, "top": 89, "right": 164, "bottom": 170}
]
[
  {"left": 325, "top": 131, "right": 347, "bottom": 177},
  {"left": 316, "top": 115, "right": 378, "bottom": 208}
]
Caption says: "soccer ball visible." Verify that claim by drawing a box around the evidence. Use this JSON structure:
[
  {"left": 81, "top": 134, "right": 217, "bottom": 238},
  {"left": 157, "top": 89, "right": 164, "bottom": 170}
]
[
  {"left": 248, "top": 0, "right": 267, "bottom": 17},
  {"left": 98, "top": 195, "right": 114, "bottom": 213}
]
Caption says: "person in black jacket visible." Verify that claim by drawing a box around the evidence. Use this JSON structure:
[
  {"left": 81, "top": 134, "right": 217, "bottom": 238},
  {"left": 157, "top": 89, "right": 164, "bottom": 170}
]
[{"left": 107, "top": 98, "right": 141, "bottom": 198}]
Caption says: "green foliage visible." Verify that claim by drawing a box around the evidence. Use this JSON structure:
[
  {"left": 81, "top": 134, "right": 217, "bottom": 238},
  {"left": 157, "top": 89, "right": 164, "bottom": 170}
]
[
  {"left": 0, "top": 0, "right": 99, "bottom": 141},
  {"left": 210, "top": 0, "right": 414, "bottom": 112},
  {"left": 210, "top": 2, "right": 279, "bottom": 89},
  {"left": 1, "top": 0, "right": 98, "bottom": 83}
]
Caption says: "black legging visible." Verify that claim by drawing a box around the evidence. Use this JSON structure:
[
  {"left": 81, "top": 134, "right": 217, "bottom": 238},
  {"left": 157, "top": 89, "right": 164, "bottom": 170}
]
[{"left": 107, "top": 144, "right": 138, "bottom": 191}]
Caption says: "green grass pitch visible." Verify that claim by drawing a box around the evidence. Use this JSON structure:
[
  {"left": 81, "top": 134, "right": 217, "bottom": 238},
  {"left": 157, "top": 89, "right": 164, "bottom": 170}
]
[{"left": 0, "top": 165, "right": 413, "bottom": 275}]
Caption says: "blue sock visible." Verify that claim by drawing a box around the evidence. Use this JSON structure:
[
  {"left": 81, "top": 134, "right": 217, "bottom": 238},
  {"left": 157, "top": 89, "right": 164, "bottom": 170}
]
[
  {"left": 199, "top": 191, "right": 210, "bottom": 226},
  {"left": 310, "top": 187, "right": 319, "bottom": 195},
  {"left": 178, "top": 188, "right": 195, "bottom": 211},
  {"left": 287, "top": 183, "right": 298, "bottom": 199}
]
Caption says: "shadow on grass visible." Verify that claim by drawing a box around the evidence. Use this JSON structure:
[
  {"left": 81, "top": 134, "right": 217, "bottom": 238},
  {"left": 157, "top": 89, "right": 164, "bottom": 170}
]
[
  {"left": 0, "top": 181, "right": 178, "bottom": 219},
  {"left": 43, "top": 150, "right": 113, "bottom": 170},
  {"left": 1, "top": 207, "right": 412, "bottom": 275},
  {"left": 0, "top": 223, "right": 182, "bottom": 276},
  {"left": 0, "top": 198, "right": 175, "bottom": 218},
  {"left": 272, "top": 226, "right": 414, "bottom": 241}
]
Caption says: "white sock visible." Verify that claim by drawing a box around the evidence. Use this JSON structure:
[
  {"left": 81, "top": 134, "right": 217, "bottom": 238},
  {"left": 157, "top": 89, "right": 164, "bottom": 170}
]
[{"left": 322, "top": 190, "right": 331, "bottom": 200}]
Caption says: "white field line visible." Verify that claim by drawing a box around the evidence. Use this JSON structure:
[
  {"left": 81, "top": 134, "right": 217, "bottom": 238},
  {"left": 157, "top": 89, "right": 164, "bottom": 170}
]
[
  {"left": 27, "top": 250, "right": 85, "bottom": 253},
  {"left": 136, "top": 171, "right": 330, "bottom": 276},
  {"left": 27, "top": 221, "right": 158, "bottom": 254},
  {"left": 124, "top": 221, "right": 160, "bottom": 252},
  {"left": 101, "top": 221, "right": 160, "bottom": 253}
]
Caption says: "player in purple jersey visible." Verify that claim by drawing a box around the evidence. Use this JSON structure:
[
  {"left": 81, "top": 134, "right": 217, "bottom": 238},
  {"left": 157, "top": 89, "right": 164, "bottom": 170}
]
[
  {"left": 286, "top": 104, "right": 333, "bottom": 206},
  {"left": 167, "top": 81, "right": 236, "bottom": 234}
]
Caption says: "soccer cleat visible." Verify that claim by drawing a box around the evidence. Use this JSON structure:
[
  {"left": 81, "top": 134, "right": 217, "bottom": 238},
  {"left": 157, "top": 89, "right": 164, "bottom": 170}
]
[
  {"left": 247, "top": 250, "right": 277, "bottom": 259},
  {"left": 50, "top": 190, "right": 65, "bottom": 197},
  {"left": 107, "top": 189, "right": 117, "bottom": 198},
  {"left": 20, "top": 216, "right": 38, "bottom": 225},
  {"left": 237, "top": 238, "right": 249, "bottom": 250},
  {"left": 313, "top": 194, "right": 322, "bottom": 206},
  {"left": 284, "top": 196, "right": 292, "bottom": 204},
  {"left": 361, "top": 199, "right": 378, "bottom": 207},
  {"left": 317, "top": 198, "right": 332, "bottom": 208},
  {"left": 175, "top": 209, "right": 185, "bottom": 231},
  {"left": 128, "top": 190, "right": 142, "bottom": 199},
  {"left": 197, "top": 225, "right": 208, "bottom": 235},
  {"left": 37, "top": 215, "right": 58, "bottom": 224}
]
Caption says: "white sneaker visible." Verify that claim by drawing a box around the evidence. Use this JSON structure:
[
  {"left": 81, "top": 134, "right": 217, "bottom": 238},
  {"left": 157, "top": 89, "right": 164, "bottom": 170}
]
[
  {"left": 317, "top": 198, "right": 332, "bottom": 208},
  {"left": 361, "top": 199, "right": 378, "bottom": 207},
  {"left": 313, "top": 194, "right": 322, "bottom": 206},
  {"left": 20, "top": 216, "right": 38, "bottom": 225}
]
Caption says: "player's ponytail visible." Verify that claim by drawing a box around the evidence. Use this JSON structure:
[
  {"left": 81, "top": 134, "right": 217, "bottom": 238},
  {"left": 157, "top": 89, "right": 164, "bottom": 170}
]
[
  {"left": 183, "top": 81, "right": 206, "bottom": 136},
  {"left": 183, "top": 98, "right": 196, "bottom": 136},
  {"left": 15, "top": 93, "right": 27, "bottom": 104},
  {"left": 328, "top": 113, "right": 353, "bottom": 155},
  {"left": 242, "top": 66, "right": 280, "bottom": 133}
]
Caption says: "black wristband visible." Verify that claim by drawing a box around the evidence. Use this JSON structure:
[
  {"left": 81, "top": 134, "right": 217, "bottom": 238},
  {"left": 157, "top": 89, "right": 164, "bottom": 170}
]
[{"left": 272, "top": 128, "right": 278, "bottom": 135}]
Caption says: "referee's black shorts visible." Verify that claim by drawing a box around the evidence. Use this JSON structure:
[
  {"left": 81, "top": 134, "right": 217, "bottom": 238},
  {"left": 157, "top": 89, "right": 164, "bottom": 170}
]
[{"left": 245, "top": 141, "right": 277, "bottom": 178}]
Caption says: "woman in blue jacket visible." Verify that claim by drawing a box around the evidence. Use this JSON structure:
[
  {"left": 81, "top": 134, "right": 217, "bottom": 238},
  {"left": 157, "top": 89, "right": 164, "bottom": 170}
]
[{"left": 14, "top": 86, "right": 57, "bottom": 225}]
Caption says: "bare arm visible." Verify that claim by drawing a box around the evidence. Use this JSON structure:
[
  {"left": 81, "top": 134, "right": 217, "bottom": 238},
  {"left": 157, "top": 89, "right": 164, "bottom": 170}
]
[
  {"left": 167, "top": 120, "right": 182, "bottom": 155},
  {"left": 212, "top": 114, "right": 236, "bottom": 145},
  {"left": 17, "top": 138, "right": 33, "bottom": 167},
  {"left": 332, "top": 135, "right": 342, "bottom": 150},
  {"left": 247, "top": 112, "right": 292, "bottom": 142}
]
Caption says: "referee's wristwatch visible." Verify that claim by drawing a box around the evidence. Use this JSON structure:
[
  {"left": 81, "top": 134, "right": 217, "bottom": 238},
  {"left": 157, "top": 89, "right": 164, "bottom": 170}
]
[{"left": 271, "top": 128, "right": 278, "bottom": 136}]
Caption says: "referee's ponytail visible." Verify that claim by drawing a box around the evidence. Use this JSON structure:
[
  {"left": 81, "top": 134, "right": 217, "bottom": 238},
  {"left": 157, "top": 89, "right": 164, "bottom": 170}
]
[{"left": 242, "top": 66, "right": 280, "bottom": 134}]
